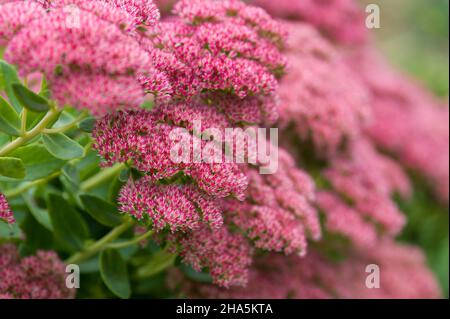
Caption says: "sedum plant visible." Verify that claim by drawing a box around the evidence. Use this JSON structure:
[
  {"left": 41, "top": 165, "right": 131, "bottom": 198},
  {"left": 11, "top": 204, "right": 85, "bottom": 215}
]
[{"left": 0, "top": 0, "right": 448, "bottom": 299}]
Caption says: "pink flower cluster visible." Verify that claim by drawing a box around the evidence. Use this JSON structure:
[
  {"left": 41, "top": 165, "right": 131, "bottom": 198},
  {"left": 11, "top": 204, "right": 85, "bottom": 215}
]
[
  {"left": 323, "top": 139, "right": 410, "bottom": 237},
  {"left": 92, "top": 0, "right": 291, "bottom": 288},
  {"left": 224, "top": 149, "right": 320, "bottom": 256},
  {"left": 0, "top": 244, "right": 75, "bottom": 299},
  {"left": 344, "top": 48, "right": 450, "bottom": 203},
  {"left": 119, "top": 177, "right": 223, "bottom": 232},
  {"left": 173, "top": 224, "right": 253, "bottom": 288},
  {"left": 0, "top": 193, "right": 15, "bottom": 224},
  {"left": 250, "top": 0, "right": 368, "bottom": 45},
  {"left": 0, "top": 0, "right": 170, "bottom": 114},
  {"left": 277, "top": 23, "right": 371, "bottom": 155},
  {"left": 174, "top": 240, "right": 441, "bottom": 299},
  {"left": 147, "top": 0, "right": 287, "bottom": 124},
  {"left": 93, "top": 110, "right": 248, "bottom": 200}
]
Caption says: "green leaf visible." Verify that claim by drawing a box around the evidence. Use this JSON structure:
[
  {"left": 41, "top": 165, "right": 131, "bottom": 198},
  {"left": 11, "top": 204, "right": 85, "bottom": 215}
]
[
  {"left": 42, "top": 133, "right": 84, "bottom": 160},
  {"left": 100, "top": 248, "right": 131, "bottom": 299},
  {"left": 5, "top": 144, "right": 65, "bottom": 181},
  {"left": 39, "top": 76, "right": 50, "bottom": 99},
  {"left": 0, "top": 157, "right": 26, "bottom": 179},
  {"left": 0, "top": 60, "right": 22, "bottom": 112},
  {"left": 136, "top": 250, "right": 176, "bottom": 278},
  {"left": 12, "top": 83, "right": 50, "bottom": 112},
  {"left": 78, "top": 117, "right": 96, "bottom": 133},
  {"left": 79, "top": 195, "right": 123, "bottom": 227},
  {"left": 23, "top": 192, "right": 53, "bottom": 231},
  {"left": 0, "top": 96, "right": 21, "bottom": 136},
  {"left": 0, "top": 220, "right": 22, "bottom": 239},
  {"left": 47, "top": 193, "right": 90, "bottom": 252}
]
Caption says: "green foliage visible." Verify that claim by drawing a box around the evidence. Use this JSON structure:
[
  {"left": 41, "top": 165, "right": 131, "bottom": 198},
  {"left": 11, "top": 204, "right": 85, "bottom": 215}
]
[
  {"left": 12, "top": 83, "right": 50, "bottom": 112},
  {"left": 0, "top": 96, "right": 21, "bottom": 136},
  {"left": 100, "top": 248, "right": 131, "bottom": 299},
  {"left": 48, "top": 193, "right": 90, "bottom": 252},
  {"left": 0, "top": 60, "right": 22, "bottom": 112},
  {"left": 42, "top": 133, "right": 84, "bottom": 160},
  {"left": 0, "top": 157, "right": 25, "bottom": 179},
  {"left": 79, "top": 195, "right": 124, "bottom": 227},
  {"left": 6, "top": 144, "right": 65, "bottom": 181}
]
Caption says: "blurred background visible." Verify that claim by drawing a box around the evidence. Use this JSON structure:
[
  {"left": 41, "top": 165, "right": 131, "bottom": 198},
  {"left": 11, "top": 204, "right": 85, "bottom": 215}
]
[{"left": 360, "top": 0, "right": 449, "bottom": 297}]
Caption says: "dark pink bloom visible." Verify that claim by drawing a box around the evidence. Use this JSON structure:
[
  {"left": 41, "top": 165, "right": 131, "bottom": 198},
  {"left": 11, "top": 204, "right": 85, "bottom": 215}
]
[
  {"left": 173, "top": 224, "right": 253, "bottom": 288},
  {"left": 119, "top": 177, "right": 223, "bottom": 232},
  {"left": 0, "top": 244, "right": 75, "bottom": 299},
  {"left": 0, "top": 193, "right": 15, "bottom": 224}
]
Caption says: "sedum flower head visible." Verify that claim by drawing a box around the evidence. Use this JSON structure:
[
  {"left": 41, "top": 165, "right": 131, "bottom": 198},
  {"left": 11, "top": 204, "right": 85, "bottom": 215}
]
[{"left": 0, "top": 244, "right": 75, "bottom": 299}]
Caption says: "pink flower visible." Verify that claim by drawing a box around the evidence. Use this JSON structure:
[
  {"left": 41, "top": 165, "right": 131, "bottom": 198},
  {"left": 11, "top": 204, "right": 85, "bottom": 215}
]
[
  {"left": 119, "top": 177, "right": 223, "bottom": 232},
  {"left": 173, "top": 224, "right": 253, "bottom": 288},
  {"left": 145, "top": 0, "right": 287, "bottom": 125},
  {"left": 0, "top": 244, "right": 75, "bottom": 299},
  {"left": 277, "top": 23, "right": 371, "bottom": 155},
  {"left": 93, "top": 110, "right": 248, "bottom": 200},
  {"left": 1, "top": 0, "right": 169, "bottom": 115},
  {"left": 345, "top": 47, "right": 450, "bottom": 203},
  {"left": 316, "top": 191, "right": 377, "bottom": 248},
  {"left": 0, "top": 193, "right": 15, "bottom": 224},
  {"left": 0, "top": 1, "right": 45, "bottom": 46},
  {"left": 323, "top": 139, "right": 409, "bottom": 236},
  {"left": 251, "top": 0, "right": 368, "bottom": 45},
  {"left": 175, "top": 240, "right": 441, "bottom": 299},
  {"left": 222, "top": 148, "right": 320, "bottom": 256}
]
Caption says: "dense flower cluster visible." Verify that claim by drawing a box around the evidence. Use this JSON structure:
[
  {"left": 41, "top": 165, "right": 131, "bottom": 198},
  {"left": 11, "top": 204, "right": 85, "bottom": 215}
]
[
  {"left": 323, "top": 139, "right": 410, "bottom": 237},
  {"left": 0, "top": 0, "right": 169, "bottom": 114},
  {"left": 171, "top": 224, "right": 253, "bottom": 288},
  {"left": 250, "top": 0, "right": 368, "bottom": 45},
  {"left": 224, "top": 149, "right": 320, "bottom": 256},
  {"left": 277, "top": 23, "right": 371, "bottom": 155},
  {"left": 0, "top": 244, "right": 75, "bottom": 299},
  {"left": 147, "top": 0, "right": 287, "bottom": 125},
  {"left": 92, "top": 0, "right": 292, "bottom": 288},
  {"left": 119, "top": 177, "right": 223, "bottom": 231},
  {"left": 0, "top": 193, "right": 15, "bottom": 224},
  {"left": 93, "top": 110, "right": 248, "bottom": 200},
  {"left": 344, "top": 48, "right": 450, "bottom": 203},
  {"left": 174, "top": 240, "right": 441, "bottom": 299},
  {"left": 0, "top": 0, "right": 446, "bottom": 298}
]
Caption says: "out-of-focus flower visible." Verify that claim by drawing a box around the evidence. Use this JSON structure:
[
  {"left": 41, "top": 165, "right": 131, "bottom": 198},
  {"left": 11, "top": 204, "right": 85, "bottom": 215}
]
[
  {"left": 344, "top": 48, "right": 450, "bottom": 203},
  {"left": 0, "top": 244, "right": 75, "bottom": 299},
  {"left": 250, "top": 0, "right": 368, "bottom": 45},
  {"left": 278, "top": 23, "right": 371, "bottom": 155},
  {"left": 172, "top": 224, "right": 253, "bottom": 288},
  {"left": 174, "top": 240, "right": 441, "bottom": 299},
  {"left": 0, "top": 193, "right": 15, "bottom": 224},
  {"left": 317, "top": 191, "right": 377, "bottom": 248},
  {"left": 119, "top": 177, "right": 223, "bottom": 231},
  {"left": 324, "top": 139, "right": 410, "bottom": 236}
]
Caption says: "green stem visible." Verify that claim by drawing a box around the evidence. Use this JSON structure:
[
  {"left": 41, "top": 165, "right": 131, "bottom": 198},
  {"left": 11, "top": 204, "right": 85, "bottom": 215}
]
[
  {"left": 107, "top": 230, "right": 154, "bottom": 250},
  {"left": 0, "top": 107, "right": 61, "bottom": 157},
  {"left": 80, "top": 163, "right": 126, "bottom": 191},
  {"left": 20, "top": 109, "right": 27, "bottom": 135},
  {"left": 42, "top": 111, "right": 89, "bottom": 134},
  {"left": 65, "top": 221, "right": 133, "bottom": 265},
  {"left": 4, "top": 171, "right": 61, "bottom": 199}
]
